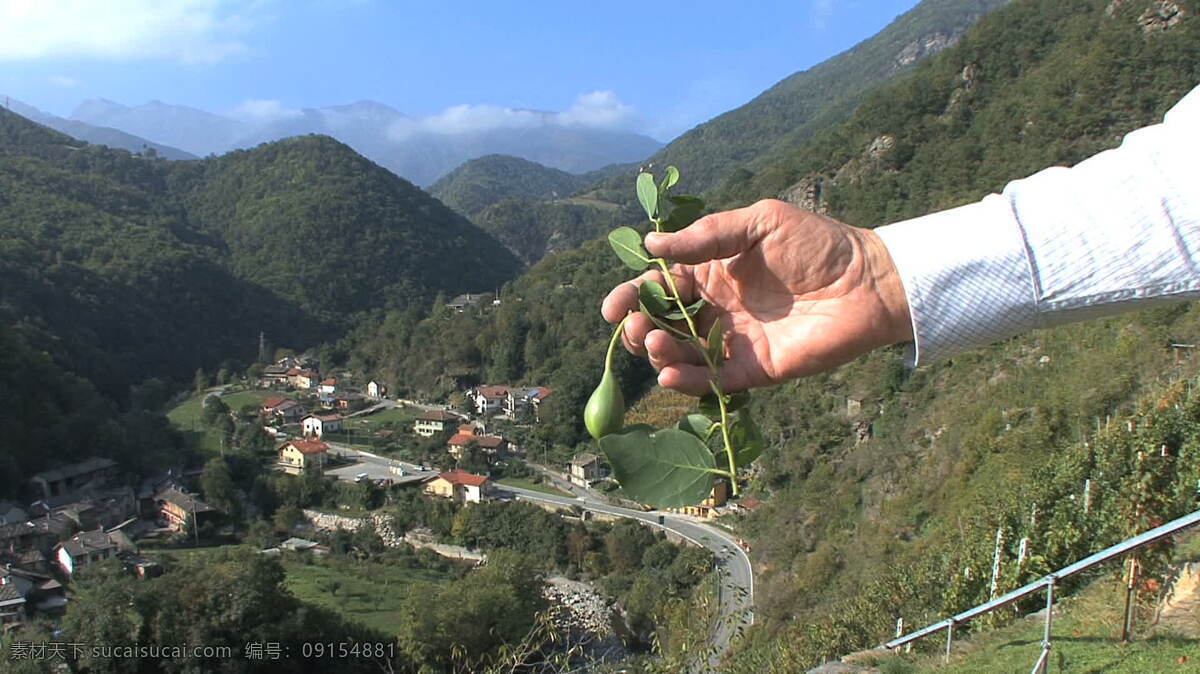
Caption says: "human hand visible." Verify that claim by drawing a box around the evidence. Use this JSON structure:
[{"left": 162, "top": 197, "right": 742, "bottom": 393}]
[{"left": 601, "top": 199, "right": 912, "bottom": 395}]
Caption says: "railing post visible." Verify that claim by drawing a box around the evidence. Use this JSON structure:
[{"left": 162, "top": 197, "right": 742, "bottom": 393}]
[
  {"left": 1033, "top": 576, "right": 1055, "bottom": 674},
  {"left": 945, "top": 619, "right": 954, "bottom": 663}
]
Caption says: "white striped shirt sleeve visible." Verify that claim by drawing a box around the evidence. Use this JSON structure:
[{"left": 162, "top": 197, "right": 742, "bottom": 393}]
[{"left": 875, "top": 83, "right": 1200, "bottom": 366}]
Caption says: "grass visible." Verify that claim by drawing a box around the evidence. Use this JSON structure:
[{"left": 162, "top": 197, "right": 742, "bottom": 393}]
[
  {"left": 496, "top": 476, "right": 571, "bottom": 496},
  {"left": 282, "top": 553, "right": 450, "bottom": 636},
  {"left": 860, "top": 573, "right": 1200, "bottom": 673},
  {"left": 167, "top": 389, "right": 280, "bottom": 458}
]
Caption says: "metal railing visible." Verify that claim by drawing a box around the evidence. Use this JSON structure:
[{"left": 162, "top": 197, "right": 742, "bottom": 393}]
[{"left": 882, "top": 508, "right": 1200, "bottom": 673}]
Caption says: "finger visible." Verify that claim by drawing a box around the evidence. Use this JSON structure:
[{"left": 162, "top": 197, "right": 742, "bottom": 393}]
[
  {"left": 620, "top": 312, "right": 654, "bottom": 355},
  {"left": 645, "top": 329, "right": 704, "bottom": 372},
  {"left": 657, "top": 363, "right": 754, "bottom": 398},
  {"left": 644, "top": 203, "right": 765, "bottom": 265},
  {"left": 601, "top": 268, "right": 670, "bottom": 323}
]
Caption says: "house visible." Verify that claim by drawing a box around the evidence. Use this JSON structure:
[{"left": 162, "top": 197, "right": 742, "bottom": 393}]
[
  {"left": 505, "top": 387, "right": 553, "bottom": 421},
  {"left": 0, "top": 501, "right": 28, "bottom": 526},
  {"left": 296, "top": 370, "right": 320, "bottom": 390},
  {"left": 447, "top": 432, "right": 507, "bottom": 459},
  {"left": 154, "top": 486, "right": 217, "bottom": 532},
  {"left": 119, "top": 552, "right": 163, "bottom": 579},
  {"left": 667, "top": 481, "right": 729, "bottom": 520},
  {"left": 262, "top": 364, "right": 290, "bottom": 384},
  {"left": 569, "top": 453, "right": 604, "bottom": 487},
  {"left": 273, "top": 399, "right": 305, "bottom": 424},
  {"left": 332, "top": 390, "right": 367, "bottom": 412},
  {"left": 47, "top": 487, "right": 137, "bottom": 531},
  {"left": 54, "top": 529, "right": 133, "bottom": 576},
  {"left": 468, "top": 385, "right": 509, "bottom": 416},
  {"left": 423, "top": 469, "right": 489, "bottom": 504},
  {"left": 367, "top": 380, "right": 386, "bottom": 399},
  {"left": 0, "top": 584, "right": 24, "bottom": 623},
  {"left": 413, "top": 410, "right": 460, "bottom": 437},
  {"left": 318, "top": 378, "right": 337, "bottom": 395},
  {"left": 731, "top": 497, "right": 763, "bottom": 514},
  {"left": 301, "top": 413, "right": 343, "bottom": 438},
  {"left": 285, "top": 367, "right": 303, "bottom": 387},
  {"left": 446, "top": 293, "right": 486, "bottom": 312},
  {"left": 278, "top": 438, "right": 330, "bottom": 475},
  {"left": 1, "top": 563, "right": 64, "bottom": 614},
  {"left": 30, "top": 457, "right": 118, "bottom": 499}
]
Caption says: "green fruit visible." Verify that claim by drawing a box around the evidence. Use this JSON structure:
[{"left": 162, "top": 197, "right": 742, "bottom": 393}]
[{"left": 584, "top": 369, "right": 625, "bottom": 439}]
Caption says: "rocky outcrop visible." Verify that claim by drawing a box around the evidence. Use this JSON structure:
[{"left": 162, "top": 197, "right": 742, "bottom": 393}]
[
  {"left": 1140, "top": 1, "right": 1186, "bottom": 33},
  {"left": 300, "top": 509, "right": 404, "bottom": 547},
  {"left": 544, "top": 577, "right": 615, "bottom": 636},
  {"left": 893, "top": 31, "right": 953, "bottom": 70}
]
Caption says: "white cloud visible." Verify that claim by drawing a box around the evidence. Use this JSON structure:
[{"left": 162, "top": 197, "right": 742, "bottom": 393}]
[
  {"left": 49, "top": 75, "right": 79, "bottom": 87},
  {"left": 556, "top": 90, "right": 637, "bottom": 129},
  {"left": 811, "top": 0, "right": 836, "bottom": 26},
  {"left": 0, "top": 0, "right": 270, "bottom": 64},
  {"left": 387, "top": 90, "right": 641, "bottom": 140},
  {"left": 232, "top": 98, "right": 301, "bottom": 122}
]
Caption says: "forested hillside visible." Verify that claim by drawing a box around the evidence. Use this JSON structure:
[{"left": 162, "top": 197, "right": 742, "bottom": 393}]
[
  {"left": 334, "top": 0, "right": 1200, "bottom": 668},
  {"left": 454, "top": 0, "right": 1009, "bottom": 267},
  {"left": 428, "top": 154, "right": 593, "bottom": 217}
]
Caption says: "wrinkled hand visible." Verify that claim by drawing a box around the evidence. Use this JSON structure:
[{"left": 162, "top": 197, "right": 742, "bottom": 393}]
[{"left": 601, "top": 199, "right": 912, "bottom": 395}]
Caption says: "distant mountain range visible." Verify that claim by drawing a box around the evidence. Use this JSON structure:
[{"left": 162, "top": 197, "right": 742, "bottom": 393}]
[
  {"left": 65, "top": 98, "right": 662, "bottom": 186},
  {"left": 2, "top": 96, "right": 195, "bottom": 159}
]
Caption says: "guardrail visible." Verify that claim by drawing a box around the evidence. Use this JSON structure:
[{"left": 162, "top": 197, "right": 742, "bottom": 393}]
[{"left": 882, "top": 508, "right": 1200, "bottom": 673}]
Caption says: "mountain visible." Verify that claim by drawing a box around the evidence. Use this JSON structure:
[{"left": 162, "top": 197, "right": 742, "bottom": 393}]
[
  {"left": 449, "top": 0, "right": 1010, "bottom": 268},
  {"left": 70, "top": 98, "right": 663, "bottom": 186},
  {"left": 336, "top": 0, "right": 1200, "bottom": 668},
  {"left": 3, "top": 96, "right": 195, "bottom": 159},
  {"left": 0, "top": 107, "right": 520, "bottom": 400},
  {"left": 72, "top": 98, "right": 243, "bottom": 156},
  {"left": 429, "top": 154, "right": 593, "bottom": 217},
  {"left": 584, "top": 0, "right": 1011, "bottom": 203}
]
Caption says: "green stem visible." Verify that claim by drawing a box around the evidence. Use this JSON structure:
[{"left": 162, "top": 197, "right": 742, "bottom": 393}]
[
  {"left": 654, "top": 257, "right": 740, "bottom": 497},
  {"left": 605, "top": 313, "right": 631, "bottom": 373}
]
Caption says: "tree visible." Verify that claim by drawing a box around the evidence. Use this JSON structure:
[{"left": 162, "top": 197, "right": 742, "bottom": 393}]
[
  {"left": 200, "top": 457, "right": 236, "bottom": 515},
  {"left": 193, "top": 367, "right": 210, "bottom": 393}
]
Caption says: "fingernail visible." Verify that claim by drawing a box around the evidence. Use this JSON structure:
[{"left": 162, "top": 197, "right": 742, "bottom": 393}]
[{"left": 644, "top": 232, "right": 664, "bottom": 249}]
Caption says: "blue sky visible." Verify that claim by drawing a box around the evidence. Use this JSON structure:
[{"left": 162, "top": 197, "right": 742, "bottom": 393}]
[{"left": 0, "top": 0, "right": 922, "bottom": 142}]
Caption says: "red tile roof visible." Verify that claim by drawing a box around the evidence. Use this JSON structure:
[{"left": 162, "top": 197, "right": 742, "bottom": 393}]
[
  {"left": 283, "top": 438, "right": 329, "bottom": 455},
  {"left": 474, "top": 385, "right": 509, "bottom": 399},
  {"left": 447, "top": 432, "right": 475, "bottom": 446},
  {"left": 320, "top": 378, "right": 336, "bottom": 386},
  {"left": 436, "top": 469, "right": 488, "bottom": 487},
  {"left": 415, "top": 410, "right": 458, "bottom": 422},
  {"left": 457, "top": 424, "right": 477, "bottom": 434},
  {"left": 262, "top": 396, "right": 286, "bottom": 409},
  {"left": 476, "top": 435, "right": 506, "bottom": 449}
]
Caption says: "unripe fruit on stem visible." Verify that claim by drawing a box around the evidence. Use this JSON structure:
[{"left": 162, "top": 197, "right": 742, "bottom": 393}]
[
  {"left": 585, "top": 369, "right": 625, "bottom": 439},
  {"left": 584, "top": 314, "right": 630, "bottom": 440}
]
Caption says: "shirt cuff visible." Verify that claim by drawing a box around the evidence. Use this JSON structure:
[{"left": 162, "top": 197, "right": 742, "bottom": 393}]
[{"left": 874, "top": 195, "right": 1039, "bottom": 367}]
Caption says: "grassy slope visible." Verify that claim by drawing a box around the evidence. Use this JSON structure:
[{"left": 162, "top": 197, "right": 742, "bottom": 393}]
[{"left": 282, "top": 554, "right": 450, "bottom": 636}]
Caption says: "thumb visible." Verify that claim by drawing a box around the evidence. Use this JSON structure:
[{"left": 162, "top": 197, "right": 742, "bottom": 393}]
[{"left": 644, "top": 206, "right": 760, "bottom": 265}]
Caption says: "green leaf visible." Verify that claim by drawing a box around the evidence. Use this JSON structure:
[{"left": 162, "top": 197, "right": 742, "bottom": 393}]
[
  {"left": 599, "top": 426, "right": 717, "bottom": 508},
  {"left": 660, "top": 166, "right": 680, "bottom": 194},
  {"left": 636, "top": 173, "right": 658, "bottom": 221},
  {"left": 664, "top": 297, "right": 706, "bottom": 321},
  {"left": 705, "top": 318, "right": 724, "bottom": 365},
  {"left": 728, "top": 408, "right": 764, "bottom": 468},
  {"left": 678, "top": 413, "right": 715, "bottom": 441},
  {"left": 699, "top": 392, "right": 721, "bottom": 418},
  {"left": 608, "top": 226, "right": 651, "bottom": 270},
  {"left": 638, "top": 280, "right": 673, "bottom": 317},
  {"left": 663, "top": 195, "right": 704, "bottom": 233}
]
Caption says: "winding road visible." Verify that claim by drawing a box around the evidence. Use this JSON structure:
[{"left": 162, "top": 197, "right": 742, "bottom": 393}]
[{"left": 321, "top": 442, "right": 754, "bottom": 667}]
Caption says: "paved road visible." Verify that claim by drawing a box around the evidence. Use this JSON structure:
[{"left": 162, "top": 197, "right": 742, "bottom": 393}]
[
  {"left": 493, "top": 484, "right": 754, "bottom": 668},
  {"left": 323, "top": 442, "right": 437, "bottom": 486}
]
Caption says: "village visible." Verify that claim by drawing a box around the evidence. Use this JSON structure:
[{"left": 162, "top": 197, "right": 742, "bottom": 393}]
[{"left": 0, "top": 340, "right": 758, "bottom": 636}]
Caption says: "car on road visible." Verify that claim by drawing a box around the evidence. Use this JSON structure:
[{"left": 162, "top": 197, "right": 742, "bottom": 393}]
[{"left": 354, "top": 472, "right": 369, "bottom": 482}]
